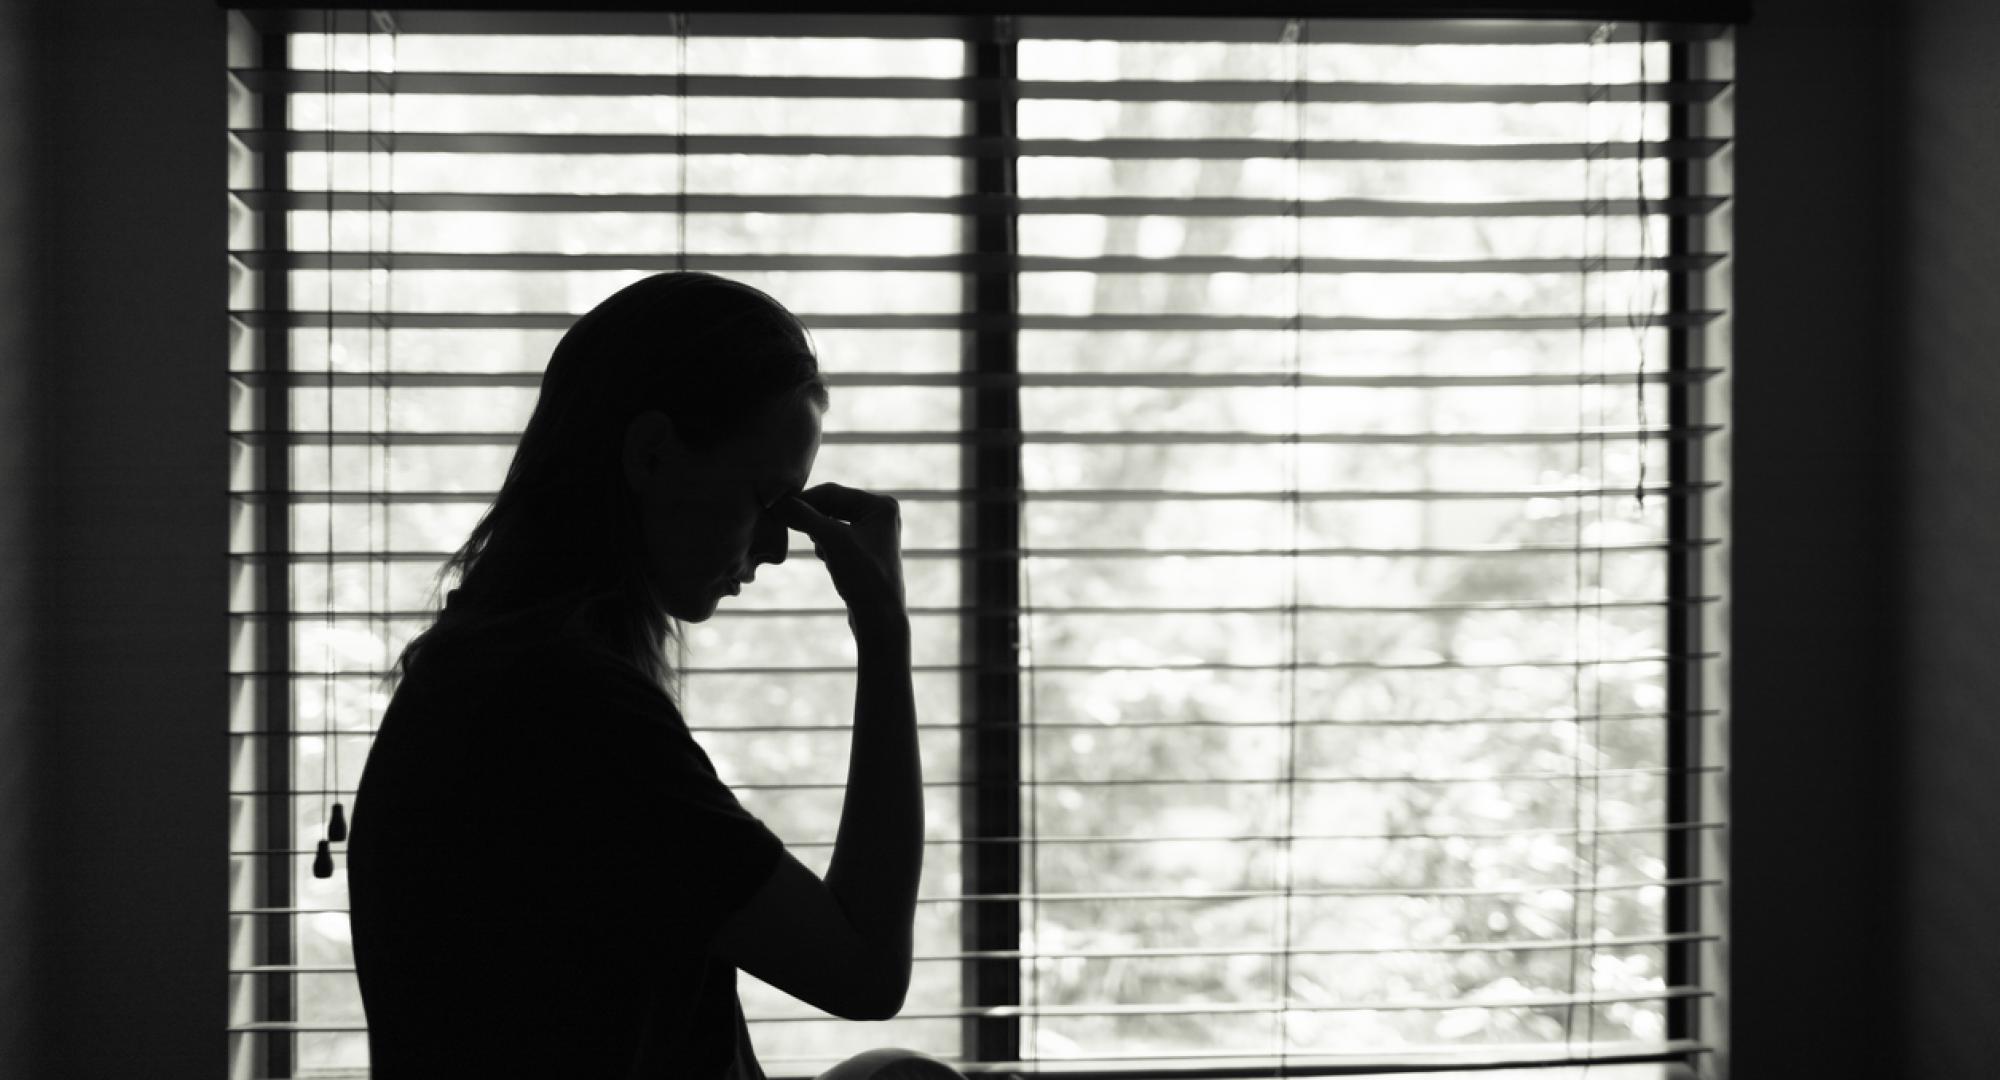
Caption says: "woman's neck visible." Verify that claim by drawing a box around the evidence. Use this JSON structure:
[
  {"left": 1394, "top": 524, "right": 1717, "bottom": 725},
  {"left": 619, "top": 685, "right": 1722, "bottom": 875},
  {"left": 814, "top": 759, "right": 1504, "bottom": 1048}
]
[{"left": 555, "top": 587, "right": 667, "bottom": 682}]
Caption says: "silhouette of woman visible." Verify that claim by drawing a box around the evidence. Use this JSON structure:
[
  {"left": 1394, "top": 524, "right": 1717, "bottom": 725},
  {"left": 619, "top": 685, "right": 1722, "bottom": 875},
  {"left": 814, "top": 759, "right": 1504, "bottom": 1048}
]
[{"left": 346, "top": 272, "right": 962, "bottom": 1079}]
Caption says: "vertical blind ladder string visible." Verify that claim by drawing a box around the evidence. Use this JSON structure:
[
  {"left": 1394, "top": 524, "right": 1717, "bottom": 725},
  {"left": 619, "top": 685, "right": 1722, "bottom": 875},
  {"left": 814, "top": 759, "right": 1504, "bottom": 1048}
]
[
  {"left": 671, "top": 10, "right": 690, "bottom": 691},
  {"left": 999, "top": 15, "right": 1038, "bottom": 1069},
  {"left": 350, "top": 5, "right": 375, "bottom": 858},
  {"left": 1274, "top": 16, "right": 1307, "bottom": 1077},
  {"left": 358, "top": 7, "right": 395, "bottom": 836},
  {"left": 1586, "top": 22, "right": 1609, "bottom": 1070},
  {"left": 1633, "top": 21, "right": 1655, "bottom": 512},
  {"left": 363, "top": 5, "right": 375, "bottom": 849},
  {"left": 1569, "top": 20, "right": 1657, "bottom": 1073},
  {"left": 347, "top": 3, "right": 376, "bottom": 854},
  {"left": 372, "top": 11, "right": 397, "bottom": 759},
  {"left": 1565, "top": 21, "right": 1600, "bottom": 1067},
  {"left": 1586, "top": 20, "right": 1661, "bottom": 1065},
  {"left": 1592, "top": 19, "right": 1659, "bottom": 1067}
]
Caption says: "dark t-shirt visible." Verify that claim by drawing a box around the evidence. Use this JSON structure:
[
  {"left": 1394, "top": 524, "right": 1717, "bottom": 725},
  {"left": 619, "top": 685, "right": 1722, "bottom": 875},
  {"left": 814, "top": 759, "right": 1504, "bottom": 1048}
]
[{"left": 347, "top": 597, "right": 786, "bottom": 1079}]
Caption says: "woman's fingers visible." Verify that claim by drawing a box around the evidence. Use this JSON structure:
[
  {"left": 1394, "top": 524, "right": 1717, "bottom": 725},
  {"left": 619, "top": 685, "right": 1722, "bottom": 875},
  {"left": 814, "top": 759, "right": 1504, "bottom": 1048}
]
[
  {"left": 796, "top": 481, "right": 894, "bottom": 523},
  {"left": 778, "top": 484, "right": 906, "bottom": 624},
  {"left": 774, "top": 494, "right": 839, "bottom": 539}
]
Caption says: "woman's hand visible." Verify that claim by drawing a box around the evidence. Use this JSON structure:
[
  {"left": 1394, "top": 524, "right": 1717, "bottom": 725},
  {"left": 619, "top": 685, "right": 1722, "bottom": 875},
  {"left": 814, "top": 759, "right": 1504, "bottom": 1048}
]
[{"left": 772, "top": 483, "right": 907, "bottom": 635}]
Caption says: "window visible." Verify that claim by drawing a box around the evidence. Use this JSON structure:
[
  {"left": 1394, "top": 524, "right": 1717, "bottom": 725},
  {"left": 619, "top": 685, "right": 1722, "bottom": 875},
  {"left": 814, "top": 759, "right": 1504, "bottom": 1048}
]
[{"left": 226, "top": 8, "right": 1731, "bottom": 1077}]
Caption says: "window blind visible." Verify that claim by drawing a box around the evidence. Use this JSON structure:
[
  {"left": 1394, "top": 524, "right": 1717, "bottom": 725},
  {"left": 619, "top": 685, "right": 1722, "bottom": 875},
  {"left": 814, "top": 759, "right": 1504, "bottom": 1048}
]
[{"left": 225, "top": 8, "right": 1732, "bottom": 1077}]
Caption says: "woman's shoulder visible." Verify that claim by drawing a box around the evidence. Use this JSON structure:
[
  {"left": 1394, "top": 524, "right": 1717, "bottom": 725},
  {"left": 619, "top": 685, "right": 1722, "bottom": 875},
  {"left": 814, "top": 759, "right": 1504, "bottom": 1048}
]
[
  {"left": 396, "top": 589, "right": 688, "bottom": 739},
  {"left": 543, "top": 636, "right": 678, "bottom": 710},
  {"left": 418, "top": 624, "right": 666, "bottom": 705}
]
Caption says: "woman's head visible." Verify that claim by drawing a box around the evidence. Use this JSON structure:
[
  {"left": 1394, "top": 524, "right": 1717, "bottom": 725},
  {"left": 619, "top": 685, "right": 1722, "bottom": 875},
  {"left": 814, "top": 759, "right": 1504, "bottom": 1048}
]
[
  {"left": 620, "top": 375, "right": 822, "bottom": 621},
  {"left": 397, "top": 271, "right": 828, "bottom": 690}
]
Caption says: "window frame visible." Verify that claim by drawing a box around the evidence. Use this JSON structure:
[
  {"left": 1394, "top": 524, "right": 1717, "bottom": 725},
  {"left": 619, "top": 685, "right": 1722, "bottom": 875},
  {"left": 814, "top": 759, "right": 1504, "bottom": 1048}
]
[{"left": 224, "top": 8, "right": 1732, "bottom": 1076}]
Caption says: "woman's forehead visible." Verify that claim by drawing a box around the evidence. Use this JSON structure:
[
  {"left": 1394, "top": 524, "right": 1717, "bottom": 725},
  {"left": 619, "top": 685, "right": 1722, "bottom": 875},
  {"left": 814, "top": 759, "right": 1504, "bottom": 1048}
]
[{"left": 744, "top": 394, "right": 822, "bottom": 478}]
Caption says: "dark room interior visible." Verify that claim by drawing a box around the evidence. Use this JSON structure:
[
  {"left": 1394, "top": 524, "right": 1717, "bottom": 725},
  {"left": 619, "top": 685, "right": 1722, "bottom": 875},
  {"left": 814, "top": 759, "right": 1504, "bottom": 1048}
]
[{"left": 1, "top": 0, "right": 1996, "bottom": 1076}]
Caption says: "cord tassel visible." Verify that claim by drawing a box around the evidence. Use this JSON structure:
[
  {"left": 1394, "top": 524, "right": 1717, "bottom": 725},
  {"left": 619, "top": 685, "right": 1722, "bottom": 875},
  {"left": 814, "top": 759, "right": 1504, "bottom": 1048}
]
[
  {"left": 312, "top": 838, "right": 334, "bottom": 880},
  {"left": 328, "top": 801, "right": 348, "bottom": 842}
]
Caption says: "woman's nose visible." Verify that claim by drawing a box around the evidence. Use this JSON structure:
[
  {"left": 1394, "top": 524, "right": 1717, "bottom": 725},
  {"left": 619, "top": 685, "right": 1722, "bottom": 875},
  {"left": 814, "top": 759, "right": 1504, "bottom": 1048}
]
[{"left": 750, "top": 508, "right": 788, "bottom": 566}]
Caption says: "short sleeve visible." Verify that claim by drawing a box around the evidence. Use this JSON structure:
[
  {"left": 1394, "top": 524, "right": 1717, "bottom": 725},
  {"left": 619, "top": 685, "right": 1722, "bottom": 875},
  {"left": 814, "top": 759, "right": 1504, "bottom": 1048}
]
[
  {"left": 354, "top": 629, "right": 782, "bottom": 1080},
  {"left": 492, "top": 643, "right": 788, "bottom": 940}
]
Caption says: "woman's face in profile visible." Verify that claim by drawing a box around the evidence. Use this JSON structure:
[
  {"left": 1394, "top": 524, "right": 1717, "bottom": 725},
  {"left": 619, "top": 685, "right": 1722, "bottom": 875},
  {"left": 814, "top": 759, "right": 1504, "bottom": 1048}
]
[{"left": 623, "top": 392, "right": 823, "bottom": 622}]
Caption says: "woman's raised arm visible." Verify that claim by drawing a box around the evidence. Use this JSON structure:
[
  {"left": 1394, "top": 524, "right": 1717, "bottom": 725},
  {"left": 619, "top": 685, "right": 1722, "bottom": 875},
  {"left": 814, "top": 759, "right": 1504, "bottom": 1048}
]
[{"left": 711, "top": 486, "right": 922, "bottom": 1021}]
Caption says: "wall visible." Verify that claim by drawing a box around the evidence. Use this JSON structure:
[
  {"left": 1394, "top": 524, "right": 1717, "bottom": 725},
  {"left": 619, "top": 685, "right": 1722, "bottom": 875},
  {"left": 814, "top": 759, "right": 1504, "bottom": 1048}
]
[
  {"left": 1728, "top": 2, "right": 1903, "bottom": 1076},
  {"left": 21, "top": 0, "right": 231, "bottom": 1076},
  {"left": 1891, "top": 0, "right": 2000, "bottom": 1073},
  {"left": 8, "top": 0, "right": 1987, "bottom": 1077},
  {"left": 0, "top": 0, "right": 46, "bottom": 1076}
]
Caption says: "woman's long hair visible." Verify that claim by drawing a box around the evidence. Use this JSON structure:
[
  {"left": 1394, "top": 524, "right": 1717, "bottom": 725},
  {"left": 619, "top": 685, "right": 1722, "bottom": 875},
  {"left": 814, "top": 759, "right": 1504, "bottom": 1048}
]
[{"left": 391, "top": 271, "right": 830, "bottom": 700}]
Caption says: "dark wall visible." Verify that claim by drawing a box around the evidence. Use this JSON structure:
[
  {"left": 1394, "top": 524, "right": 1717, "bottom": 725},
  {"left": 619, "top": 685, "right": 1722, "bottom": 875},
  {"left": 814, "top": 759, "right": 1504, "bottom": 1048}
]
[
  {"left": 1728, "top": 2, "right": 1903, "bottom": 1077},
  {"left": 7, "top": 0, "right": 1993, "bottom": 1077},
  {"left": 0, "top": 0, "right": 46, "bottom": 1076},
  {"left": 16, "top": 0, "right": 232, "bottom": 1076},
  {"left": 1891, "top": 0, "right": 2000, "bottom": 1073}
]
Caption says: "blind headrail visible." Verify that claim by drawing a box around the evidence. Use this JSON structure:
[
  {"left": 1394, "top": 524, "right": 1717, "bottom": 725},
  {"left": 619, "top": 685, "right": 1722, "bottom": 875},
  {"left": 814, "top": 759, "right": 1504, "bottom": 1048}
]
[{"left": 226, "top": 9, "right": 1748, "bottom": 39}]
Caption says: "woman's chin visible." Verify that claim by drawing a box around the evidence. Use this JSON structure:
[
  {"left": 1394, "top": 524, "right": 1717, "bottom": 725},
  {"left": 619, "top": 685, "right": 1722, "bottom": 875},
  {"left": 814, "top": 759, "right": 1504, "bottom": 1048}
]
[{"left": 663, "top": 585, "right": 727, "bottom": 623}]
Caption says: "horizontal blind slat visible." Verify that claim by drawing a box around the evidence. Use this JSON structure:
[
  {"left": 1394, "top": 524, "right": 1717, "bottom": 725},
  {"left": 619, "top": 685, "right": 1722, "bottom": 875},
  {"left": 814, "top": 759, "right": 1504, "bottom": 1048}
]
[
  {"left": 229, "top": 128, "right": 1730, "bottom": 160},
  {"left": 246, "top": 652, "right": 1719, "bottom": 677},
  {"left": 235, "top": 426, "right": 1720, "bottom": 448},
  {"left": 231, "top": 482, "right": 1723, "bottom": 503},
  {"left": 230, "top": 596, "right": 1723, "bottom": 618},
  {"left": 230, "top": 539, "right": 1722, "bottom": 561},
  {"left": 230, "top": 826, "right": 1729, "bottom": 861},
  {"left": 228, "top": 708, "right": 1723, "bottom": 735},
  {"left": 230, "top": 251, "right": 1730, "bottom": 274},
  {"left": 753, "top": 1043, "right": 1708, "bottom": 1071},
  {"left": 240, "top": 763, "right": 1723, "bottom": 797},
  {"left": 233, "top": 929, "right": 1720, "bottom": 971},
  {"left": 228, "top": 368, "right": 1725, "bottom": 388},
  {"left": 231, "top": 875, "right": 1721, "bottom": 916},
  {"left": 1010, "top": 16, "right": 1731, "bottom": 44},
  {"left": 240, "top": 10, "right": 1733, "bottom": 42},
  {"left": 230, "top": 310, "right": 1727, "bottom": 332},
  {"left": 232, "top": 67, "right": 1727, "bottom": 105},
  {"left": 231, "top": 190, "right": 1728, "bottom": 218},
  {"left": 226, "top": 986, "right": 1711, "bottom": 1030},
  {"left": 228, "top": 822, "right": 1723, "bottom": 853},
  {"left": 745, "top": 987, "right": 1714, "bottom": 1022}
]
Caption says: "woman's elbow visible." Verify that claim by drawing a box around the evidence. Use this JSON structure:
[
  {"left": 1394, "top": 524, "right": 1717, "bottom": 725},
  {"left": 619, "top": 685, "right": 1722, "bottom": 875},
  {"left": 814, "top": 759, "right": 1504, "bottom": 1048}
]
[{"left": 840, "top": 959, "right": 910, "bottom": 1022}]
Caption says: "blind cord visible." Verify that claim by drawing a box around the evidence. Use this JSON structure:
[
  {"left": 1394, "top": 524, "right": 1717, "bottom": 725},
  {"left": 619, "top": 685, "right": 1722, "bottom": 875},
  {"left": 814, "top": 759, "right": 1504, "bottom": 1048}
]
[
  {"left": 350, "top": 7, "right": 395, "bottom": 853},
  {"left": 1567, "top": 20, "right": 1637, "bottom": 1074},
  {"left": 1272, "top": 16, "right": 1307, "bottom": 1076},
  {"left": 1582, "top": 19, "right": 1665, "bottom": 1068},
  {"left": 314, "top": 8, "right": 339, "bottom": 881},
  {"left": 1633, "top": 21, "right": 1654, "bottom": 512}
]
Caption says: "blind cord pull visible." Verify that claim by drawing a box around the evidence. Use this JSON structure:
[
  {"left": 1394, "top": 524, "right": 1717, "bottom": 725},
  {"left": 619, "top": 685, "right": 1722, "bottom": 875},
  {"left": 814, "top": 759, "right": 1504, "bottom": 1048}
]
[
  {"left": 313, "top": 6, "right": 339, "bottom": 882},
  {"left": 315, "top": 786, "right": 350, "bottom": 875}
]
